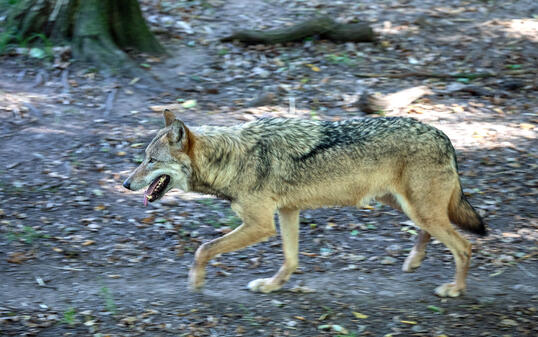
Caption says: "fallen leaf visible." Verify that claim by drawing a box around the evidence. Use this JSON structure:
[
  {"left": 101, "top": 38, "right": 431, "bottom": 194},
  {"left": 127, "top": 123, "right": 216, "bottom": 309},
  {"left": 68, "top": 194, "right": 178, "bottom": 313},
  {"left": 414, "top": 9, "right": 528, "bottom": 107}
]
[
  {"left": 82, "top": 240, "right": 95, "bottom": 246},
  {"left": 305, "top": 64, "right": 321, "bottom": 72},
  {"left": 331, "top": 324, "right": 348, "bottom": 334},
  {"left": 317, "top": 324, "right": 348, "bottom": 334},
  {"left": 427, "top": 305, "right": 444, "bottom": 313},
  {"left": 7, "top": 251, "right": 34, "bottom": 264},
  {"left": 141, "top": 215, "right": 155, "bottom": 224},
  {"left": 289, "top": 285, "right": 316, "bottom": 293},
  {"left": 400, "top": 320, "right": 418, "bottom": 324},
  {"left": 120, "top": 316, "right": 137, "bottom": 325},
  {"left": 353, "top": 311, "right": 368, "bottom": 319}
]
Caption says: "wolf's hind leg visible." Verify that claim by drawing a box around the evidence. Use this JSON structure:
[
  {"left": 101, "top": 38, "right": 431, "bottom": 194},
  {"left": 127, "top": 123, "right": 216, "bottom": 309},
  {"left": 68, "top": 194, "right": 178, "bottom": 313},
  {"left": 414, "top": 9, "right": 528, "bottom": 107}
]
[
  {"left": 401, "top": 191, "right": 472, "bottom": 297},
  {"left": 375, "top": 194, "right": 431, "bottom": 272},
  {"left": 402, "top": 230, "right": 430, "bottom": 272},
  {"left": 248, "top": 208, "right": 300, "bottom": 293},
  {"left": 189, "top": 201, "right": 276, "bottom": 291}
]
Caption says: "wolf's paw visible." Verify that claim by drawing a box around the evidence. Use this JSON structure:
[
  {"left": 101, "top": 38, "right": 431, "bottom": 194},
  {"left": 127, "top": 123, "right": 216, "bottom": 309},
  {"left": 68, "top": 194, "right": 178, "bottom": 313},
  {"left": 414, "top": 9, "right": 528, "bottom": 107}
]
[
  {"left": 434, "top": 283, "right": 464, "bottom": 297},
  {"left": 402, "top": 251, "right": 425, "bottom": 272},
  {"left": 188, "top": 268, "right": 205, "bottom": 292},
  {"left": 247, "top": 278, "right": 281, "bottom": 293}
]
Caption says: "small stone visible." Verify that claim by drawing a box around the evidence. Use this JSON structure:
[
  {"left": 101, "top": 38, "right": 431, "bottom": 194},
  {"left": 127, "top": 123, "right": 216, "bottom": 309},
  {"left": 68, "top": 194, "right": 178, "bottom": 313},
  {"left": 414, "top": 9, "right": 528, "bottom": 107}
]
[
  {"left": 513, "top": 284, "right": 536, "bottom": 293},
  {"left": 412, "top": 325, "right": 425, "bottom": 332},
  {"left": 380, "top": 256, "right": 397, "bottom": 265},
  {"left": 271, "top": 299, "right": 284, "bottom": 307},
  {"left": 252, "top": 67, "right": 270, "bottom": 78},
  {"left": 13, "top": 181, "right": 24, "bottom": 188},
  {"left": 499, "top": 318, "right": 518, "bottom": 327},
  {"left": 378, "top": 290, "right": 396, "bottom": 297},
  {"left": 87, "top": 224, "right": 101, "bottom": 231},
  {"left": 286, "top": 320, "right": 297, "bottom": 327},
  {"left": 477, "top": 296, "right": 496, "bottom": 305},
  {"left": 385, "top": 244, "right": 402, "bottom": 256},
  {"left": 349, "top": 254, "right": 366, "bottom": 261},
  {"left": 161, "top": 198, "right": 179, "bottom": 207},
  {"left": 15, "top": 213, "right": 27, "bottom": 219}
]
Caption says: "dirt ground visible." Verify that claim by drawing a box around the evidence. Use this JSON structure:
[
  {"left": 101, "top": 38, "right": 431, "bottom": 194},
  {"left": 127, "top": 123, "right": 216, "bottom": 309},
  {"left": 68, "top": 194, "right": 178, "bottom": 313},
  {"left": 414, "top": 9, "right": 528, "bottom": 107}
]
[{"left": 1, "top": 0, "right": 537, "bottom": 336}]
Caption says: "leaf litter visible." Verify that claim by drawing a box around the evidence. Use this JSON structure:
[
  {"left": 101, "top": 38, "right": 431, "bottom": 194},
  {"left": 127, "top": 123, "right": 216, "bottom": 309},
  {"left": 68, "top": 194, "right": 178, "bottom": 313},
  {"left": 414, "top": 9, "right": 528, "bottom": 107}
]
[{"left": 0, "top": 0, "right": 537, "bottom": 336}]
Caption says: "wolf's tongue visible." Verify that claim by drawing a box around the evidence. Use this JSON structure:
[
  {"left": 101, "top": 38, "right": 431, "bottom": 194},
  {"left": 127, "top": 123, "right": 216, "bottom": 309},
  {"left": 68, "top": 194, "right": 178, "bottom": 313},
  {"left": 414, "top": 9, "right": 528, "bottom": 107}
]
[{"left": 143, "top": 177, "right": 161, "bottom": 206}]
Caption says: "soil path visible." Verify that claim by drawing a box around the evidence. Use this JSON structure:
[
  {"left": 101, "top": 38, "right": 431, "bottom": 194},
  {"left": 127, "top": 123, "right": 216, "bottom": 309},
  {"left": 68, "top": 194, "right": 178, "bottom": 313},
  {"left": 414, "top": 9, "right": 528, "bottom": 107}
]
[{"left": 1, "top": 0, "right": 537, "bottom": 336}]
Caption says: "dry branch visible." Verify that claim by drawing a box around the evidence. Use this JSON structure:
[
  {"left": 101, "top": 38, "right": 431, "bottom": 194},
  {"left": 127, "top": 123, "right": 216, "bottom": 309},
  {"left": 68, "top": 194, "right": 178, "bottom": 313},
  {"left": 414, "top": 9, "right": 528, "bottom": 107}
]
[
  {"left": 222, "top": 16, "right": 375, "bottom": 44},
  {"left": 358, "top": 86, "right": 432, "bottom": 114}
]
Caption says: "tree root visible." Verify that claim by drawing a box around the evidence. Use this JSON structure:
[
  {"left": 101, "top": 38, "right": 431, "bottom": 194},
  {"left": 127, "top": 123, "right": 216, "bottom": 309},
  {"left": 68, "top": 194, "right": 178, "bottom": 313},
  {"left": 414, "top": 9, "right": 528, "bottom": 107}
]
[
  {"left": 354, "top": 71, "right": 503, "bottom": 79},
  {"left": 221, "top": 15, "right": 375, "bottom": 44}
]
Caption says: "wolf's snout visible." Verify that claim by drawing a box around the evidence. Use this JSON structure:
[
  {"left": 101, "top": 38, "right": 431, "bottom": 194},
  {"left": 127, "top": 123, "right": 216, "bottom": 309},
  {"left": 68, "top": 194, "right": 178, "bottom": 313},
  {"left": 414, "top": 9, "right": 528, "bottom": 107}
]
[{"left": 123, "top": 178, "right": 132, "bottom": 190}]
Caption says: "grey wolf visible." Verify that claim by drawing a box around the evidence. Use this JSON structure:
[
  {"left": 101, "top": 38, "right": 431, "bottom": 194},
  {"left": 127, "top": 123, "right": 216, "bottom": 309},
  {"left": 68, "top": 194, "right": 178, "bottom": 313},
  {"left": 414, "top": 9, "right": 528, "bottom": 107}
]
[{"left": 123, "top": 110, "right": 486, "bottom": 297}]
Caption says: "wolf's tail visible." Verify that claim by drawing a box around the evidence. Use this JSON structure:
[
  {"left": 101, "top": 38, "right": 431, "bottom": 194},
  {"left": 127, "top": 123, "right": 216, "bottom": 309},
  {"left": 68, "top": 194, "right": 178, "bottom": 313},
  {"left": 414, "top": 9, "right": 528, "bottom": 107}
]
[{"left": 448, "top": 182, "right": 487, "bottom": 236}]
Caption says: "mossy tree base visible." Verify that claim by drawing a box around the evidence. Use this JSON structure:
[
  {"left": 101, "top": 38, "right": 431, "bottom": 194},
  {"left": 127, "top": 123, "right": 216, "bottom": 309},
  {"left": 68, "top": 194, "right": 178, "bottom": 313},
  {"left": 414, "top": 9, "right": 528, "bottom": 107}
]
[
  {"left": 221, "top": 16, "right": 375, "bottom": 44},
  {"left": 5, "top": 0, "right": 165, "bottom": 74}
]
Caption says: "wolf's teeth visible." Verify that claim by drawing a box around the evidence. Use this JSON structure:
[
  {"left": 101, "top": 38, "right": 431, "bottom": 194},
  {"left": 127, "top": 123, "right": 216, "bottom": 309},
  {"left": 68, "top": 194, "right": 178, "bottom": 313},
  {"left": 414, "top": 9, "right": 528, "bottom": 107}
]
[
  {"left": 146, "top": 195, "right": 153, "bottom": 200},
  {"left": 159, "top": 176, "right": 166, "bottom": 183}
]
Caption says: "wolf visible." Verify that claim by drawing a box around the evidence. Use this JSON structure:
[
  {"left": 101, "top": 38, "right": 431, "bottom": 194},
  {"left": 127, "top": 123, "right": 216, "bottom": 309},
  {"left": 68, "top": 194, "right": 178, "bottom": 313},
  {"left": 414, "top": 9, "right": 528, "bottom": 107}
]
[{"left": 123, "top": 110, "right": 486, "bottom": 297}]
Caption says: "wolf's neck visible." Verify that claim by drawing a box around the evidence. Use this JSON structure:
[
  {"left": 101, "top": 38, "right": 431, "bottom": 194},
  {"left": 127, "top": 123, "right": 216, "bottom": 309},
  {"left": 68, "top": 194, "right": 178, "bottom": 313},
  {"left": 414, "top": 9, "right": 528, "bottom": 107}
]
[{"left": 189, "top": 130, "right": 244, "bottom": 201}]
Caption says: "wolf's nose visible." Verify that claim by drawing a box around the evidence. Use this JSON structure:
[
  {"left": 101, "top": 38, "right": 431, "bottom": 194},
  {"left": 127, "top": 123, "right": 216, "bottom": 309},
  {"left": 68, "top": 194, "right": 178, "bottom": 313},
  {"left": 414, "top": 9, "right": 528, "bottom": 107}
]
[{"left": 123, "top": 179, "right": 131, "bottom": 190}]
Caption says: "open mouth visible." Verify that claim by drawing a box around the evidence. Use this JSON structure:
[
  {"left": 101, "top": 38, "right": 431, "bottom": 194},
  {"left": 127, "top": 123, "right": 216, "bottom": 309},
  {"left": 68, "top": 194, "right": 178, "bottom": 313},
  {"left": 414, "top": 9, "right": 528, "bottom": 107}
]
[{"left": 144, "top": 175, "right": 171, "bottom": 206}]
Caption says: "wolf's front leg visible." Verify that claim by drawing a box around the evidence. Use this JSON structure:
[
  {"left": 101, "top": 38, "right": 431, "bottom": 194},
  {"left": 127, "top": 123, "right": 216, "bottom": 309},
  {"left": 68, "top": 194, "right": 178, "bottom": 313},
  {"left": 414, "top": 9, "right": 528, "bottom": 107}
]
[
  {"left": 189, "top": 201, "right": 276, "bottom": 291},
  {"left": 248, "top": 208, "right": 300, "bottom": 293}
]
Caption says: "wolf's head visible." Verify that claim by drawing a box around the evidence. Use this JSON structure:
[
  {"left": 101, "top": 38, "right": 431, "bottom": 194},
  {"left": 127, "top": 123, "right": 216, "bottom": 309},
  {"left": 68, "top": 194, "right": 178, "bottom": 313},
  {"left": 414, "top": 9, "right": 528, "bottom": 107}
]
[{"left": 123, "top": 110, "right": 193, "bottom": 205}]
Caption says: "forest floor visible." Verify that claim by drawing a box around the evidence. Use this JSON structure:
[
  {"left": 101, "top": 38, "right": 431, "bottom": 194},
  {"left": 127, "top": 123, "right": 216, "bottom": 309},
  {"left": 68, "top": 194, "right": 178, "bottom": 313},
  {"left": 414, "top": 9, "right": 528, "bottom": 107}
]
[{"left": 0, "top": 0, "right": 537, "bottom": 336}]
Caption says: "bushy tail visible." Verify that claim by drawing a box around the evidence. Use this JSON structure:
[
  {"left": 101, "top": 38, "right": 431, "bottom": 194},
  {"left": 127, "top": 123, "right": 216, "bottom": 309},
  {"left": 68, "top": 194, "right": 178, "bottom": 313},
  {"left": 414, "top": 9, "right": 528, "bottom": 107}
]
[{"left": 448, "top": 182, "right": 487, "bottom": 236}]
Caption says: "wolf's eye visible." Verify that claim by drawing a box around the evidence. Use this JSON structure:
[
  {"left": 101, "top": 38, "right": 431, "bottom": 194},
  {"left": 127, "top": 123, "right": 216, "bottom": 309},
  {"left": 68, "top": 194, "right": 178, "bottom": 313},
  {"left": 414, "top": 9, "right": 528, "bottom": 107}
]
[{"left": 148, "top": 158, "right": 157, "bottom": 164}]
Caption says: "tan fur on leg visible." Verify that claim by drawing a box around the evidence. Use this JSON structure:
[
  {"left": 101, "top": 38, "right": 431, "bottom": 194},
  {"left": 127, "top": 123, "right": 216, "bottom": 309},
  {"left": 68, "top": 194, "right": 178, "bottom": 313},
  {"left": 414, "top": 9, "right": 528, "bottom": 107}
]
[
  {"left": 402, "top": 230, "right": 431, "bottom": 272},
  {"left": 248, "top": 208, "right": 300, "bottom": 293},
  {"left": 189, "top": 201, "right": 276, "bottom": 291}
]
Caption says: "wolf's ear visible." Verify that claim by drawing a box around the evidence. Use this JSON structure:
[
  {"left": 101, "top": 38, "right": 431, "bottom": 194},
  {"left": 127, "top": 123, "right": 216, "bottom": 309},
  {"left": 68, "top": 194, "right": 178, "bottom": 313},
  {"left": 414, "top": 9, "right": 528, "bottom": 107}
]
[
  {"left": 168, "top": 119, "right": 187, "bottom": 144},
  {"left": 163, "top": 109, "right": 176, "bottom": 127}
]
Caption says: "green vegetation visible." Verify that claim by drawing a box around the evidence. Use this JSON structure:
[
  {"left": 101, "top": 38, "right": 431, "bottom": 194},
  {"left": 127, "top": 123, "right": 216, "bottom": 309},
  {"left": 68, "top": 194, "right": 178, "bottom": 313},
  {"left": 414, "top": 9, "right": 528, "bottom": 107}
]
[{"left": 6, "top": 226, "right": 50, "bottom": 244}]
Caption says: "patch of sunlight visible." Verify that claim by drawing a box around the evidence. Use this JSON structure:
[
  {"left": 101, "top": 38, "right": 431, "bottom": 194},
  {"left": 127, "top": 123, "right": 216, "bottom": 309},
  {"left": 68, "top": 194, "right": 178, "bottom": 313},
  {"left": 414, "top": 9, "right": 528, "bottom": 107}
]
[
  {"left": 23, "top": 126, "right": 77, "bottom": 135},
  {"left": 437, "top": 120, "right": 536, "bottom": 150},
  {"left": 0, "top": 85, "right": 50, "bottom": 118},
  {"left": 0, "top": 87, "right": 49, "bottom": 107},
  {"left": 489, "top": 18, "right": 538, "bottom": 42}
]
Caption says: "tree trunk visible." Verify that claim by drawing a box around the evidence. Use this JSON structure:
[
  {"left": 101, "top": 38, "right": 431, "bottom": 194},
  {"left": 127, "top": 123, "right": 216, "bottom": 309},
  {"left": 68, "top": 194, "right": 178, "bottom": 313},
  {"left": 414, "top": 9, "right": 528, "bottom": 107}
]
[{"left": 4, "top": 0, "right": 165, "bottom": 74}]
